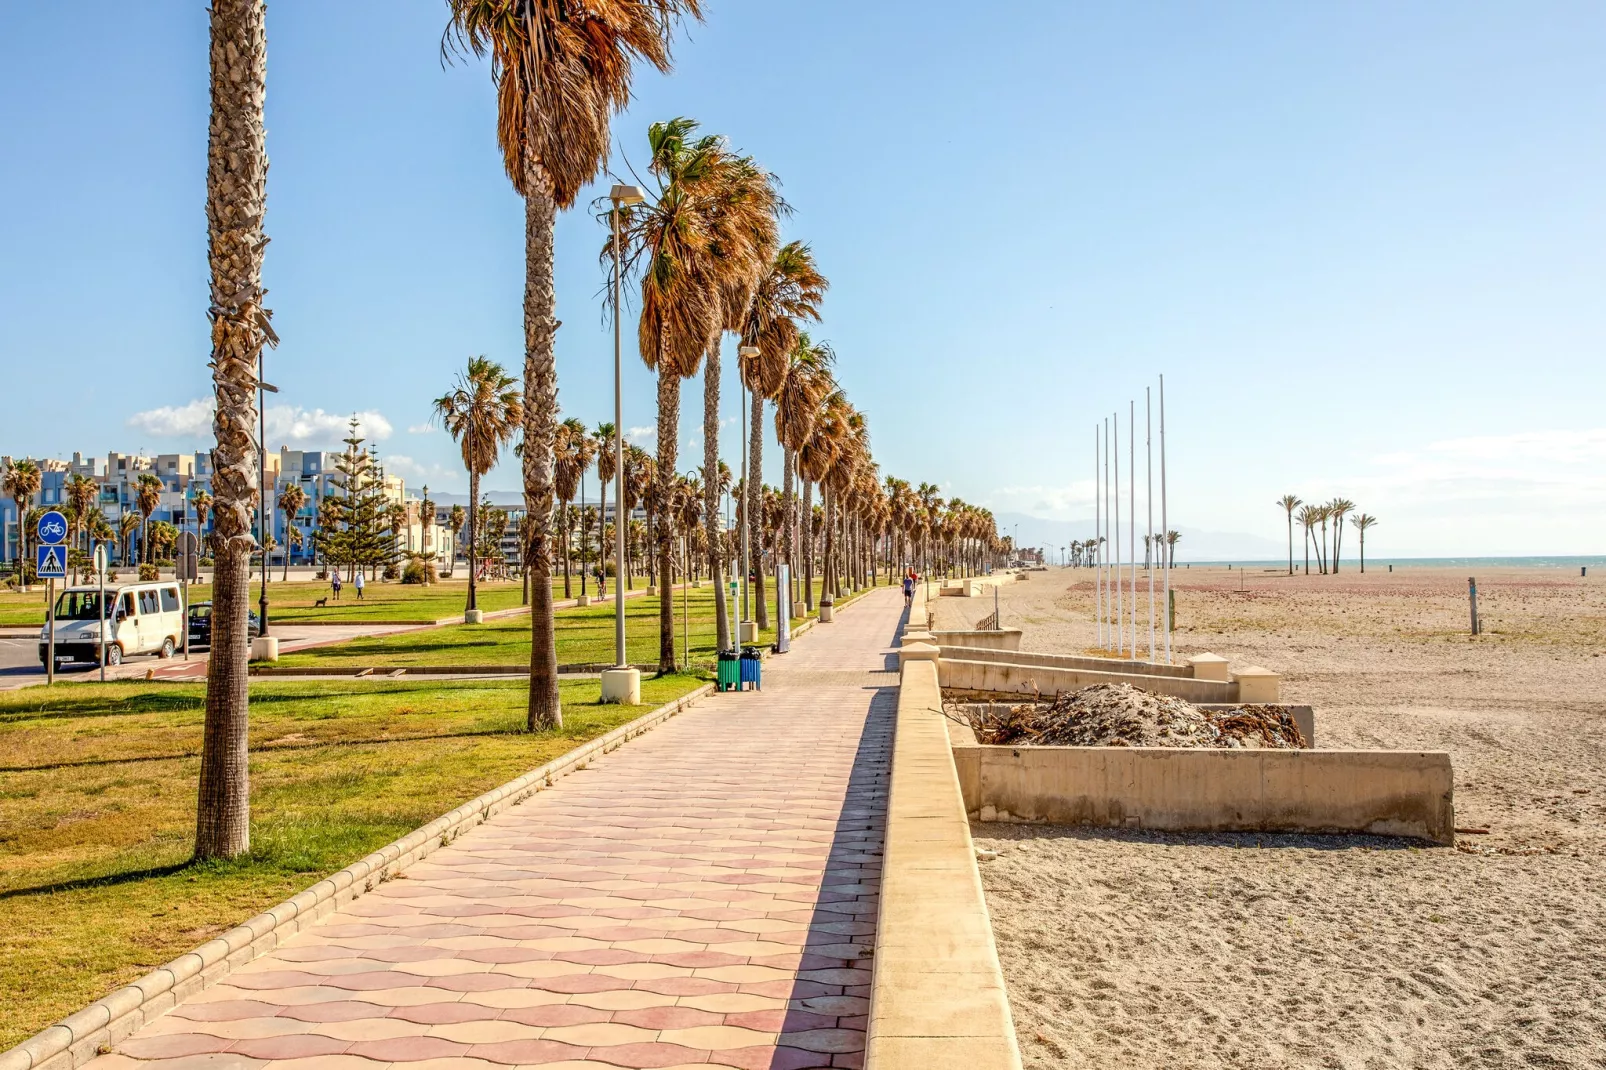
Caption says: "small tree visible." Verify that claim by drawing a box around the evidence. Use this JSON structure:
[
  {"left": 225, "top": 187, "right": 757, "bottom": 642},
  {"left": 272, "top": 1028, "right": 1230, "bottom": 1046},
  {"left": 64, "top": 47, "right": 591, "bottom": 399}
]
[{"left": 1350, "top": 513, "right": 1378, "bottom": 573}]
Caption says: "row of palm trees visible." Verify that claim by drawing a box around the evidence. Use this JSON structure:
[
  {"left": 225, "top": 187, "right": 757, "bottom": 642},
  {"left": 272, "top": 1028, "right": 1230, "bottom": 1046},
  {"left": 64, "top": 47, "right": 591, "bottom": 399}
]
[
  {"left": 189, "top": 0, "right": 987, "bottom": 859},
  {"left": 1059, "top": 532, "right": 1182, "bottom": 570},
  {"left": 5, "top": 462, "right": 182, "bottom": 584},
  {"left": 1277, "top": 495, "right": 1380, "bottom": 574}
]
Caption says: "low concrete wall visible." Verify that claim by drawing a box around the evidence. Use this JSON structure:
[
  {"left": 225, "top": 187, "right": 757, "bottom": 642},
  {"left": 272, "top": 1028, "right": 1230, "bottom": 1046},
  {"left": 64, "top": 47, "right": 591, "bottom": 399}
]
[
  {"left": 931, "top": 628, "right": 1023, "bottom": 651},
  {"left": 941, "top": 657, "right": 1239, "bottom": 704},
  {"left": 941, "top": 645, "right": 1194, "bottom": 678},
  {"left": 867, "top": 660, "right": 1021, "bottom": 1069},
  {"left": 959, "top": 701, "right": 1317, "bottom": 747},
  {"left": 953, "top": 745, "right": 1454, "bottom": 844}
]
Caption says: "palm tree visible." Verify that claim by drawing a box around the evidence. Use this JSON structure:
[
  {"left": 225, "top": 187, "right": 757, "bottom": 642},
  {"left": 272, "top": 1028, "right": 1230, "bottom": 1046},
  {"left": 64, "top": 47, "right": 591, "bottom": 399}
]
[
  {"left": 1297, "top": 504, "right": 1318, "bottom": 575},
  {"left": 191, "top": 487, "right": 214, "bottom": 554},
  {"left": 277, "top": 484, "right": 307, "bottom": 578},
  {"left": 434, "top": 357, "right": 523, "bottom": 617},
  {"left": 135, "top": 473, "right": 163, "bottom": 565},
  {"left": 614, "top": 118, "right": 780, "bottom": 667},
  {"left": 195, "top": 0, "right": 276, "bottom": 861},
  {"left": 4, "top": 459, "right": 42, "bottom": 576},
  {"left": 1165, "top": 529, "right": 1181, "bottom": 568},
  {"left": 446, "top": 504, "right": 466, "bottom": 567},
  {"left": 1328, "top": 498, "right": 1355, "bottom": 573},
  {"left": 741, "top": 240, "right": 827, "bottom": 631},
  {"left": 444, "top": 0, "right": 703, "bottom": 728},
  {"left": 1351, "top": 513, "right": 1379, "bottom": 572},
  {"left": 64, "top": 474, "right": 98, "bottom": 583},
  {"left": 775, "top": 334, "right": 834, "bottom": 610},
  {"left": 118, "top": 511, "right": 141, "bottom": 568},
  {"left": 1278, "top": 494, "right": 1301, "bottom": 575},
  {"left": 554, "top": 418, "right": 585, "bottom": 598}
]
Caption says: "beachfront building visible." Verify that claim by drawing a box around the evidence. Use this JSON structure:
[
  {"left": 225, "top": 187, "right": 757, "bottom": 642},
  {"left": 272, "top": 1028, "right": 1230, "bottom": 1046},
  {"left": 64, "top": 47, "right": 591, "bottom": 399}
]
[{"left": 3, "top": 448, "right": 450, "bottom": 570}]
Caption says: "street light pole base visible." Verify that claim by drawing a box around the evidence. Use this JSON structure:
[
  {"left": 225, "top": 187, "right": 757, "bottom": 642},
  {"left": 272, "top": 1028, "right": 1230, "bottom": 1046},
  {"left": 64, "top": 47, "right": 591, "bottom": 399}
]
[
  {"left": 575, "top": 595, "right": 591, "bottom": 607},
  {"left": 250, "top": 636, "right": 280, "bottom": 662},
  {"left": 464, "top": 609, "right": 484, "bottom": 625},
  {"left": 600, "top": 667, "right": 641, "bottom": 705}
]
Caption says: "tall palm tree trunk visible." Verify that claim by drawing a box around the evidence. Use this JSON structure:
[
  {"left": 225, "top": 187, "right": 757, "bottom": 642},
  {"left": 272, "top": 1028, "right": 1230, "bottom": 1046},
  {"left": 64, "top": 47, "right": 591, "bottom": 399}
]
[
  {"left": 748, "top": 393, "right": 769, "bottom": 630},
  {"left": 704, "top": 339, "right": 728, "bottom": 650},
  {"left": 522, "top": 181, "right": 562, "bottom": 731},
  {"left": 822, "top": 485, "right": 836, "bottom": 597},
  {"left": 1287, "top": 513, "right": 1294, "bottom": 575},
  {"left": 656, "top": 372, "right": 680, "bottom": 673},
  {"left": 196, "top": 0, "right": 267, "bottom": 861},
  {"left": 802, "top": 480, "right": 815, "bottom": 611}
]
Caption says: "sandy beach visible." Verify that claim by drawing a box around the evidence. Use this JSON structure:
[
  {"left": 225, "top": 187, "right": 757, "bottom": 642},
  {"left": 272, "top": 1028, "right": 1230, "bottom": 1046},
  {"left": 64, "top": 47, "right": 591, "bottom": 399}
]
[{"left": 934, "top": 566, "right": 1606, "bottom": 1069}]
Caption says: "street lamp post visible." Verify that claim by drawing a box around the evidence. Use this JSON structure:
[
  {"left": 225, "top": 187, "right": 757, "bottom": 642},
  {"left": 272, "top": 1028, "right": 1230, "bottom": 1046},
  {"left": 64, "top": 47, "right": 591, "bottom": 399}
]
[
  {"left": 257, "top": 377, "right": 279, "bottom": 640},
  {"left": 601, "top": 184, "right": 645, "bottom": 705},
  {"left": 737, "top": 346, "right": 759, "bottom": 644}
]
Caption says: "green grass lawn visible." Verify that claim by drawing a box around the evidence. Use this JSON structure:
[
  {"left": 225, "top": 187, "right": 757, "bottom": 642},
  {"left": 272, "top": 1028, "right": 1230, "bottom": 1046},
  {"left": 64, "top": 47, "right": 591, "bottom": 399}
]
[
  {"left": 277, "top": 576, "right": 890, "bottom": 671},
  {"left": 0, "top": 674, "right": 703, "bottom": 1049}
]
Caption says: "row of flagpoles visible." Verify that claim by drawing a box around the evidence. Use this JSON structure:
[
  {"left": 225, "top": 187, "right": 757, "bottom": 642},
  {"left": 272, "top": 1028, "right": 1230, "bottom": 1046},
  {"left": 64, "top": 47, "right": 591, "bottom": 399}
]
[{"left": 1094, "top": 375, "right": 1170, "bottom": 663}]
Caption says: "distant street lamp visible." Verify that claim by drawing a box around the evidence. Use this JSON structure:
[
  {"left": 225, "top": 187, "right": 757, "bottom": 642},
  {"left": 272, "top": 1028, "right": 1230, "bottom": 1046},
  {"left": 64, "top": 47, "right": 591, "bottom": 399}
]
[
  {"left": 603, "top": 183, "right": 646, "bottom": 703},
  {"left": 257, "top": 378, "right": 278, "bottom": 637},
  {"left": 737, "top": 345, "right": 760, "bottom": 636}
]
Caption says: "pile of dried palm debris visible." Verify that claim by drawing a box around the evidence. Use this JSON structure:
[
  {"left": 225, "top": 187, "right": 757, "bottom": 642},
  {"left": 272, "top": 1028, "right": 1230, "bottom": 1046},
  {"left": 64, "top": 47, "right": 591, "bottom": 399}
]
[{"left": 957, "top": 682, "right": 1307, "bottom": 749}]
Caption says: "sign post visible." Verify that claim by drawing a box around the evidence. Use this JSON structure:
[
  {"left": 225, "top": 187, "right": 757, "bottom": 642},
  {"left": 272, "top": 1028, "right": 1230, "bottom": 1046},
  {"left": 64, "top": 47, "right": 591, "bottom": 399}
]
[
  {"left": 177, "top": 533, "right": 200, "bottom": 659},
  {"left": 37, "top": 511, "right": 67, "bottom": 685}
]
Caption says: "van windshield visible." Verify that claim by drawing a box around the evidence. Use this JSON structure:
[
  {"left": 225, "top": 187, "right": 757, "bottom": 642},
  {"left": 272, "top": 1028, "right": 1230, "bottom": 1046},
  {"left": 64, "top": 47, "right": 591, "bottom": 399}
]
[{"left": 54, "top": 592, "right": 109, "bottom": 621}]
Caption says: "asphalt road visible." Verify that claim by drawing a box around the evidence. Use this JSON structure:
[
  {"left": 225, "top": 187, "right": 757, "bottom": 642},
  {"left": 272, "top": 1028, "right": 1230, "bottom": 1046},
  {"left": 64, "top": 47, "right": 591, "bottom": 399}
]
[{"left": 0, "top": 622, "right": 421, "bottom": 691}]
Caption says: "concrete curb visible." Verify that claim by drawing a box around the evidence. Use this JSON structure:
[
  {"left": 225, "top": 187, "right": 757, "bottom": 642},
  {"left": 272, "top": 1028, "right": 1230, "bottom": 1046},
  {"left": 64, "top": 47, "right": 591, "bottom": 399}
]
[
  {"left": 0, "top": 682, "right": 713, "bottom": 1070},
  {"left": 864, "top": 593, "right": 1022, "bottom": 1070}
]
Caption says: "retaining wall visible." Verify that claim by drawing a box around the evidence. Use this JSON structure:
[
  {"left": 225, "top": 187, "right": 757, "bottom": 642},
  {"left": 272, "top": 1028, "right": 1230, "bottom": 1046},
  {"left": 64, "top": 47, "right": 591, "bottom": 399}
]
[
  {"left": 939, "top": 645, "right": 1195, "bottom": 678},
  {"left": 930, "top": 629, "right": 1023, "bottom": 651},
  {"left": 957, "top": 701, "right": 1317, "bottom": 748},
  {"left": 940, "top": 656, "right": 1240, "bottom": 704},
  {"left": 952, "top": 743, "right": 1454, "bottom": 844},
  {"left": 865, "top": 659, "right": 1022, "bottom": 1069}
]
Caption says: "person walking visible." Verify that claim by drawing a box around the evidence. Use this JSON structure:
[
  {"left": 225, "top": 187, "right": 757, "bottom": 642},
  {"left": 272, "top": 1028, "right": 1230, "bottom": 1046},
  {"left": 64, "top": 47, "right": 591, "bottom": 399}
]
[
  {"left": 902, "top": 570, "right": 915, "bottom": 607},
  {"left": 354, "top": 569, "right": 365, "bottom": 600},
  {"left": 331, "top": 569, "right": 342, "bottom": 601}
]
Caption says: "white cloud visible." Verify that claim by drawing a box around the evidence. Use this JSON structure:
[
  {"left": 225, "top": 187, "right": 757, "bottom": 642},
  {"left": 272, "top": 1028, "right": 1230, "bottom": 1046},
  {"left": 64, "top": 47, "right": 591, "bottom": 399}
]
[
  {"left": 127, "top": 398, "right": 394, "bottom": 447},
  {"left": 266, "top": 406, "right": 392, "bottom": 444},
  {"left": 625, "top": 425, "right": 656, "bottom": 447},
  {"left": 127, "top": 399, "right": 214, "bottom": 437},
  {"left": 407, "top": 423, "right": 435, "bottom": 435},
  {"left": 384, "top": 454, "right": 458, "bottom": 485},
  {"left": 983, "top": 480, "right": 1097, "bottom": 519}
]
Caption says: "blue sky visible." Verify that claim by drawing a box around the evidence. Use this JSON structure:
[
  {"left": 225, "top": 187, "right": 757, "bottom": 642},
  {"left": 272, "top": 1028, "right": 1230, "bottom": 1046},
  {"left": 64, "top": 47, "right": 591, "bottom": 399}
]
[{"left": 2, "top": 1, "right": 1603, "bottom": 556}]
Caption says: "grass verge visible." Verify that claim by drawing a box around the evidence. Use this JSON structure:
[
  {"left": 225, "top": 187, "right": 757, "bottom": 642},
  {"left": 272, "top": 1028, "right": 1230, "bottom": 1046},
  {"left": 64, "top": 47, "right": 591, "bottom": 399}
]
[{"left": 0, "top": 673, "right": 702, "bottom": 1049}]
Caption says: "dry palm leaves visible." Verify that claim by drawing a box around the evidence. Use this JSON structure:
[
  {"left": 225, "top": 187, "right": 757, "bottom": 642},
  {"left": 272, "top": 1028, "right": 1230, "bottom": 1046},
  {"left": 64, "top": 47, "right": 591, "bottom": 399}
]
[{"left": 960, "top": 683, "right": 1306, "bottom": 750}]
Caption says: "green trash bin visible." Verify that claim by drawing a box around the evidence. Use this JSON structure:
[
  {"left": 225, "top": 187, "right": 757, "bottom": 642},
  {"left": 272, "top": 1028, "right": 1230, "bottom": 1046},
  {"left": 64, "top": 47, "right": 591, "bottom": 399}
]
[{"left": 716, "top": 650, "right": 740, "bottom": 692}]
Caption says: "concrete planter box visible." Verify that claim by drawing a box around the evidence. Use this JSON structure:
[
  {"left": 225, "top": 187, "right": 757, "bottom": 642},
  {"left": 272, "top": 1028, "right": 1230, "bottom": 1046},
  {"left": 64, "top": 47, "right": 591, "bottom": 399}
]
[
  {"left": 931, "top": 628, "right": 1023, "bottom": 651},
  {"left": 952, "top": 742, "right": 1454, "bottom": 844},
  {"left": 940, "top": 656, "right": 1243, "bottom": 704}
]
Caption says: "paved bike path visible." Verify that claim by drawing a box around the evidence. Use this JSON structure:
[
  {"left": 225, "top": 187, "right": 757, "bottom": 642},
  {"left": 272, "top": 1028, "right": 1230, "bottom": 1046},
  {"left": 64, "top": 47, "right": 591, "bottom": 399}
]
[{"left": 89, "top": 587, "right": 903, "bottom": 1070}]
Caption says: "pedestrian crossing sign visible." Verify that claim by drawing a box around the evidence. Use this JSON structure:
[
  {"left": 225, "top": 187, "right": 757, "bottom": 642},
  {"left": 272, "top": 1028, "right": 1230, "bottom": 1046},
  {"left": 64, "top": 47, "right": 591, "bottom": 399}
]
[{"left": 36, "top": 544, "right": 66, "bottom": 579}]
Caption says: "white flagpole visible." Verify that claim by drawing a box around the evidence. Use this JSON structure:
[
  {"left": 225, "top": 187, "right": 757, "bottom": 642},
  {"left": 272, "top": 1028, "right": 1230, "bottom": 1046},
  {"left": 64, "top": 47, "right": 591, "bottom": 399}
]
[
  {"left": 1098, "top": 417, "right": 1111, "bottom": 649},
  {"left": 1113, "top": 409, "right": 1122, "bottom": 656},
  {"left": 1147, "top": 387, "right": 1155, "bottom": 661},
  {"left": 1160, "top": 374, "right": 1171, "bottom": 663},
  {"left": 1129, "top": 399, "right": 1137, "bottom": 661},
  {"left": 1094, "top": 426, "right": 1102, "bottom": 647}
]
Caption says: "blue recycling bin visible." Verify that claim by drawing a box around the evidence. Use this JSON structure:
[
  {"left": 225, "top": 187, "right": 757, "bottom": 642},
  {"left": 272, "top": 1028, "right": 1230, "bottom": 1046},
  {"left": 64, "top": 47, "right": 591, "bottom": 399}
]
[{"left": 739, "top": 647, "right": 762, "bottom": 690}]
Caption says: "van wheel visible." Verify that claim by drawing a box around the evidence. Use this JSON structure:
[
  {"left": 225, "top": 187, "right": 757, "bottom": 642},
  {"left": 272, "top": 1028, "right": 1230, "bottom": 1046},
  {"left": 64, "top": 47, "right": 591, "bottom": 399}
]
[
  {"left": 160, "top": 637, "right": 176, "bottom": 659},
  {"left": 106, "top": 645, "right": 123, "bottom": 667}
]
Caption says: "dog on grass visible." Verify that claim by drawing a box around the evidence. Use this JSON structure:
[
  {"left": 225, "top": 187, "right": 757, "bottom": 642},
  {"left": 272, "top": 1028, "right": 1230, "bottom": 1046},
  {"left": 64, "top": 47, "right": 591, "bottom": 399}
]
[{"left": 313, "top": 597, "right": 328, "bottom": 608}]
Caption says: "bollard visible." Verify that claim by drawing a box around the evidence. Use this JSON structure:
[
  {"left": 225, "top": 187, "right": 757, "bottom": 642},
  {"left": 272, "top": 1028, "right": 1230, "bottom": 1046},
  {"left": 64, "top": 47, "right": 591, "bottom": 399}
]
[{"left": 1468, "top": 576, "right": 1480, "bottom": 636}]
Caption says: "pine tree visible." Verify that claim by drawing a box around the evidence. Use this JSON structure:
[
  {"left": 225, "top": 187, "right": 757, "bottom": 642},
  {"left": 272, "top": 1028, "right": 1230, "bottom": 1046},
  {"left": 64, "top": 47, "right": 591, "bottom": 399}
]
[{"left": 323, "top": 418, "right": 401, "bottom": 579}]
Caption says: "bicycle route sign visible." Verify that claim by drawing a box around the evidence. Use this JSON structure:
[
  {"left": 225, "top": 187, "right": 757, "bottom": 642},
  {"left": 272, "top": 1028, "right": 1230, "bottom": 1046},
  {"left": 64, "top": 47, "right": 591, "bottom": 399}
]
[{"left": 37, "top": 510, "right": 68, "bottom": 546}]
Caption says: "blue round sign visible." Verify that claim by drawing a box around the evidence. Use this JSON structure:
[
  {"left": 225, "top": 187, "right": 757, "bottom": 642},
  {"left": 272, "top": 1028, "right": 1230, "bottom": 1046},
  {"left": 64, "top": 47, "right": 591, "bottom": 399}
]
[{"left": 37, "top": 510, "right": 69, "bottom": 546}]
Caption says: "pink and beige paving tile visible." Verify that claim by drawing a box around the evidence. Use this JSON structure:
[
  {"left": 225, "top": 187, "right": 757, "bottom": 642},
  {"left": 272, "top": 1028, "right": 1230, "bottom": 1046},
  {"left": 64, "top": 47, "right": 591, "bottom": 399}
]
[{"left": 85, "top": 589, "right": 901, "bottom": 1070}]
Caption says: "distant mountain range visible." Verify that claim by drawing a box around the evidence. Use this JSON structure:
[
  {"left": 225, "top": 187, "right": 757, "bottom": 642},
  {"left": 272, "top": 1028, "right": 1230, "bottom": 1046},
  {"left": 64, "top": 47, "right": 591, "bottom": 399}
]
[{"left": 991, "top": 512, "right": 1284, "bottom": 563}]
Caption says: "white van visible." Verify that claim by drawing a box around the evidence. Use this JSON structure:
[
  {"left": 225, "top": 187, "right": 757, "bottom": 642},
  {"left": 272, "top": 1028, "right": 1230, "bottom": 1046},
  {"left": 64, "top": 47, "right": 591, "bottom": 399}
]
[{"left": 38, "top": 582, "right": 186, "bottom": 668}]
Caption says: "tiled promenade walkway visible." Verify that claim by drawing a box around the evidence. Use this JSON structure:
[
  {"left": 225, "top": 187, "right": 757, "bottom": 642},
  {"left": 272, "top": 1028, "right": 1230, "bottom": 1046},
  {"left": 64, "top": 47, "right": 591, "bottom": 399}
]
[{"left": 90, "top": 588, "right": 904, "bottom": 1070}]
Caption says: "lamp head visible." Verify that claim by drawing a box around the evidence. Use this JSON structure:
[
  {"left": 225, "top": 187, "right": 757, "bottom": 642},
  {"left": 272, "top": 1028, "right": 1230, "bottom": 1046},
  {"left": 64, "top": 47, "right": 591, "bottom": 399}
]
[
  {"left": 738, "top": 346, "right": 760, "bottom": 358},
  {"left": 609, "top": 184, "right": 647, "bottom": 206}
]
